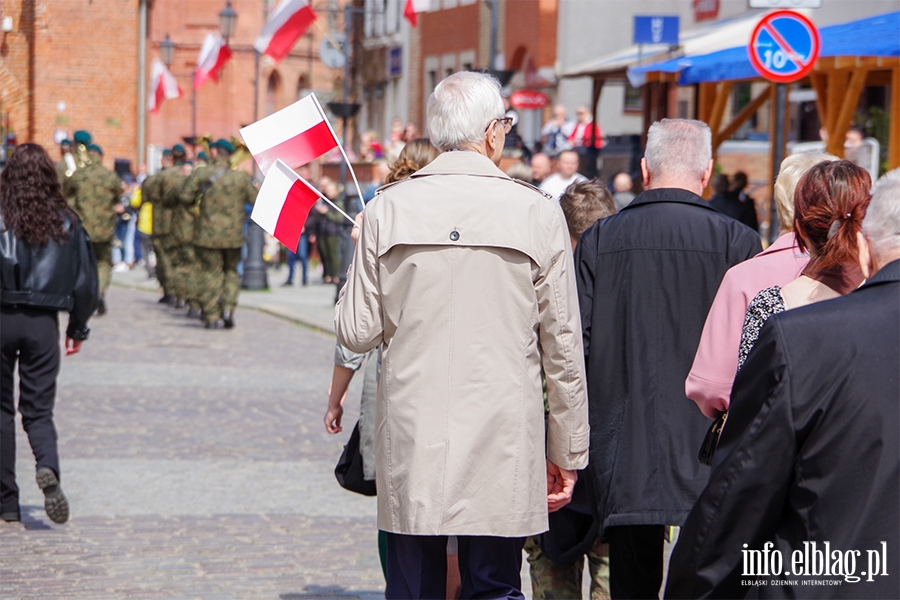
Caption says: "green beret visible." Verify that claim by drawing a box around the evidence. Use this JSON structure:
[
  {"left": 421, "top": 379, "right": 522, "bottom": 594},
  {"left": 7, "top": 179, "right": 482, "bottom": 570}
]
[
  {"left": 87, "top": 144, "right": 103, "bottom": 155},
  {"left": 61, "top": 139, "right": 73, "bottom": 147},
  {"left": 172, "top": 144, "right": 186, "bottom": 156},
  {"left": 73, "top": 130, "right": 92, "bottom": 145},
  {"left": 162, "top": 149, "right": 173, "bottom": 156},
  {"left": 197, "top": 151, "right": 208, "bottom": 161},
  {"left": 214, "top": 138, "right": 235, "bottom": 154}
]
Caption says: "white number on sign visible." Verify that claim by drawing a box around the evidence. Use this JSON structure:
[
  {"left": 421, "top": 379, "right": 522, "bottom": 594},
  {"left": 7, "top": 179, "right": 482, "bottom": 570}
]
[{"left": 763, "top": 49, "right": 788, "bottom": 69}]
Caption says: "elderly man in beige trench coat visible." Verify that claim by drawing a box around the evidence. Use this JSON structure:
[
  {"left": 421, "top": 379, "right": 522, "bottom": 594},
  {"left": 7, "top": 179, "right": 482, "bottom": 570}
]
[{"left": 335, "top": 71, "right": 590, "bottom": 599}]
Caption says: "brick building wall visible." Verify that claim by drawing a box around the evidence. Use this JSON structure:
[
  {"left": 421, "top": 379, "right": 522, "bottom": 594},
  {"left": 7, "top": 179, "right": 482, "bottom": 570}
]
[{"left": 1, "top": 0, "right": 140, "bottom": 170}]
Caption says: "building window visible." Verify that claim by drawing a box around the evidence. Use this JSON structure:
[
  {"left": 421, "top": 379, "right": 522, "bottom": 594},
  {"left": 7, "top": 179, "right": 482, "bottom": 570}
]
[
  {"left": 266, "top": 71, "right": 281, "bottom": 116},
  {"left": 624, "top": 82, "right": 642, "bottom": 112},
  {"left": 429, "top": 70, "right": 438, "bottom": 93}
]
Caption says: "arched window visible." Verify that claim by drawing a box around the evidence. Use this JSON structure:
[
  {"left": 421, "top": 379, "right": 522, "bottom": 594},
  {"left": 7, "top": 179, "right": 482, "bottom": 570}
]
[{"left": 266, "top": 71, "right": 282, "bottom": 116}]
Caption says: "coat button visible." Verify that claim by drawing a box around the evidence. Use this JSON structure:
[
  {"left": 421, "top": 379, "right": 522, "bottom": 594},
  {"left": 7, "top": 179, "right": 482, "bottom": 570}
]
[{"left": 449, "top": 230, "right": 460, "bottom": 241}]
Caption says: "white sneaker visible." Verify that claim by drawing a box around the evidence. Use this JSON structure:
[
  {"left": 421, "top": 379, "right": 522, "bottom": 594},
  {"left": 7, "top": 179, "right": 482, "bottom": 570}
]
[{"left": 112, "top": 262, "right": 129, "bottom": 273}]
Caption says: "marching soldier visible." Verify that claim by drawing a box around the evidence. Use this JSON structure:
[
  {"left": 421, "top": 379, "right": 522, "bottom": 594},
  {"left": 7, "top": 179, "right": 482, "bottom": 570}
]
[
  {"left": 181, "top": 138, "right": 257, "bottom": 329},
  {"left": 143, "top": 149, "right": 176, "bottom": 303},
  {"left": 166, "top": 145, "right": 201, "bottom": 314},
  {"left": 64, "top": 139, "right": 122, "bottom": 315}
]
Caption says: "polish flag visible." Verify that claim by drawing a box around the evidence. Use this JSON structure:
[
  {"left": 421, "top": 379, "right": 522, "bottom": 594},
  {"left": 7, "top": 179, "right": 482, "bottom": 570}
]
[
  {"left": 254, "top": 0, "right": 317, "bottom": 63},
  {"left": 194, "top": 32, "right": 233, "bottom": 90},
  {"left": 404, "top": 0, "right": 431, "bottom": 26},
  {"left": 239, "top": 94, "right": 339, "bottom": 175},
  {"left": 252, "top": 160, "right": 321, "bottom": 251},
  {"left": 148, "top": 58, "right": 183, "bottom": 114}
]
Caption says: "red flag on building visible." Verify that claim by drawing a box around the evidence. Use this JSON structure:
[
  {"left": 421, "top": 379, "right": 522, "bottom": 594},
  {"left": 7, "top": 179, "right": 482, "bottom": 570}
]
[
  {"left": 194, "top": 32, "right": 232, "bottom": 90},
  {"left": 148, "top": 58, "right": 183, "bottom": 114},
  {"left": 254, "top": 0, "right": 317, "bottom": 63},
  {"left": 404, "top": 0, "right": 431, "bottom": 26}
]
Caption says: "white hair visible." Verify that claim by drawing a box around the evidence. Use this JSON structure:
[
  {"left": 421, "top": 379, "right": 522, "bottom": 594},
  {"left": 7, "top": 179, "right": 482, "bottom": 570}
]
[
  {"left": 862, "top": 168, "right": 900, "bottom": 258},
  {"left": 426, "top": 72, "right": 504, "bottom": 151},
  {"left": 644, "top": 119, "right": 712, "bottom": 181},
  {"left": 773, "top": 152, "right": 838, "bottom": 233}
]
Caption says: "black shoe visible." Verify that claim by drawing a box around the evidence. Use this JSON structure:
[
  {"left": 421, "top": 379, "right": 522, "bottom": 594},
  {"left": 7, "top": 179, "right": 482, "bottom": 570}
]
[
  {"left": 222, "top": 311, "right": 235, "bottom": 329},
  {"left": 96, "top": 297, "right": 107, "bottom": 316},
  {"left": 36, "top": 468, "right": 68, "bottom": 524},
  {"left": 158, "top": 294, "right": 172, "bottom": 304},
  {"left": 281, "top": 280, "right": 293, "bottom": 287},
  {"left": 1, "top": 506, "right": 20, "bottom": 522},
  {"left": 302, "top": 279, "right": 308, "bottom": 286}
]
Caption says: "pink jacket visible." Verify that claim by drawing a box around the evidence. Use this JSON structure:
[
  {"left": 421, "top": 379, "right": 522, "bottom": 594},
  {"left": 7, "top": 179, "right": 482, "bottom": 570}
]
[{"left": 686, "top": 233, "right": 809, "bottom": 418}]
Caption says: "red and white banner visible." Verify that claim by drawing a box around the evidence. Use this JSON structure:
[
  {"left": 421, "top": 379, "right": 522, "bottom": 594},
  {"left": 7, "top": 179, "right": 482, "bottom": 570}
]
[
  {"left": 194, "top": 32, "right": 232, "bottom": 90},
  {"left": 239, "top": 94, "right": 339, "bottom": 175},
  {"left": 404, "top": 0, "right": 430, "bottom": 27},
  {"left": 148, "top": 58, "right": 183, "bottom": 114},
  {"left": 254, "top": 0, "right": 317, "bottom": 63},
  {"left": 252, "top": 160, "right": 321, "bottom": 251}
]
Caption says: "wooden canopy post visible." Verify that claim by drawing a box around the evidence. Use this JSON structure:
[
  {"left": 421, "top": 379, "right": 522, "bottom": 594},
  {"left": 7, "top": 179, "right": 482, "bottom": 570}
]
[
  {"left": 826, "top": 67, "right": 869, "bottom": 156},
  {"left": 713, "top": 83, "right": 772, "bottom": 149},
  {"left": 890, "top": 66, "right": 900, "bottom": 170}
]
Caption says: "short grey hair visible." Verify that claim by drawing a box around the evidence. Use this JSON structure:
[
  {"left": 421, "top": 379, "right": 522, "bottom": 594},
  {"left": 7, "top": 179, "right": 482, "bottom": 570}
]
[
  {"left": 426, "top": 72, "right": 505, "bottom": 151},
  {"left": 862, "top": 168, "right": 900, "bottom": 258},
  {"left": 644, "top": 119, "right": 711, "bottom": 181},
  {"left": 774, "top": 152, "right": 838, "bottom": 233}
]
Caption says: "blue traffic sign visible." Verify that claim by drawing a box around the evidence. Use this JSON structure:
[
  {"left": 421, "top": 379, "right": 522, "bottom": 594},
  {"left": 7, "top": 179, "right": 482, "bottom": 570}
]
[
  {"left": 749, "top": 10, "right": 820, "bottom": 83},
  {"left": 634, "top": 16, "right": 680, "bottom": 45}
]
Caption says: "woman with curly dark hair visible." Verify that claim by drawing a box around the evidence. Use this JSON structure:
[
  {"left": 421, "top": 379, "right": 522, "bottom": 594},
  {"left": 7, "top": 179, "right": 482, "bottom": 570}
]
[{"left": 0, "top": 143, "right": 99, "bottom": 524}]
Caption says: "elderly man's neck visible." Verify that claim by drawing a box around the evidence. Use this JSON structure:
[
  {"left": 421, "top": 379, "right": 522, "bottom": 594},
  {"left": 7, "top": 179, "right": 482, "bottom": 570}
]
[{"left": 645, "top": 176, "right": 706, "bottom": 197}]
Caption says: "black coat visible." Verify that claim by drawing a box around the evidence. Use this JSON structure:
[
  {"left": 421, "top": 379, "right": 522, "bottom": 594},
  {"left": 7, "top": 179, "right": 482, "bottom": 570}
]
[
  {"left": 710, "top": 190, "right": 759, "bottom": 232},
  {"left": 666, "top": 260, "right": 900, "bottom": 599},
  {"left": 574, "top": 187, "right": 761, "bottom": 531}
]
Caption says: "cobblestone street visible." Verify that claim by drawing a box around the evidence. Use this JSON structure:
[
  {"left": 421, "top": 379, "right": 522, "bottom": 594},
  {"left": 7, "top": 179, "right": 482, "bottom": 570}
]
[{"left": 1, "top": 283, "right": 384, "bottom": 599}]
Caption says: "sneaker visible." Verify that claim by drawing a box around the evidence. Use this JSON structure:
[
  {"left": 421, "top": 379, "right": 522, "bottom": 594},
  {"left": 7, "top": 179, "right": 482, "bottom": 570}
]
[
  {"left": 36, "top": 468, "right": 69, "bottom": 524},
  {"left": 112, "top": 262, "right": 129, "bottom": 273}
]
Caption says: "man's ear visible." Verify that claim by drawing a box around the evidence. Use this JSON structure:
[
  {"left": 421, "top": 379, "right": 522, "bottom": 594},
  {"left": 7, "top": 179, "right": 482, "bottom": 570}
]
[
  {"left": 700, "top": 159, "right": 714, "bottom": 190},
  {"left": 640, "top": 158, "right": 650, "bottom": 188},
  {"left": 857, "top": 230, "right": 873, "bottom": 279}
]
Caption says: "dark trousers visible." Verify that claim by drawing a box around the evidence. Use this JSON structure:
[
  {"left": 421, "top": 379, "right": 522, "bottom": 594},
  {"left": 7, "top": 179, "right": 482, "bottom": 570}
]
[
  {"left": 0, "top": 307, "right": 61, "bottom": 514},
  {"left": 385, "top": 532, "right": 525, "bottom": 600},
  {"left": 607, "top": 525, "right": 665, "bottom": 599}
]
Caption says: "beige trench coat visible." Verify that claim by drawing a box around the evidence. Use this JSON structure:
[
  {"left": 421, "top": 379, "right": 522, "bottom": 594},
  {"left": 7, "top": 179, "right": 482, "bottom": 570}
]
[{"left": 335, "top": 151, "right": 589, "bottom": 537}]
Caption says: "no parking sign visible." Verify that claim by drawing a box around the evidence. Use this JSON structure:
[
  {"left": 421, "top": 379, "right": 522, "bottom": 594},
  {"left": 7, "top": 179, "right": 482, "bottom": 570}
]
[{"left": 749, "top": 10, "right": 820, "bottom": 83}]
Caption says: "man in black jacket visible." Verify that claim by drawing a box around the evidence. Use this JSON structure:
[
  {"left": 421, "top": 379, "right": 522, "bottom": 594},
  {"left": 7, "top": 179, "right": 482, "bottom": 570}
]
[
  {"left": 666, "top": 169, "right": 900, "bottom": 600},
  {"left": 574, "top": 118, "right": 761, "bottom": 598}
]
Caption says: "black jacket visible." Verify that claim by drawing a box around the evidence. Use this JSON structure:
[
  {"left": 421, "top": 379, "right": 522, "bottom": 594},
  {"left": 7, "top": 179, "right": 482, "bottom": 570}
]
[
  {"left": 666, "top": 260, "right": 900, "bottom": 599},
  {"left": 574, "top": 187, "right": 761, "bottom": 531},
  {"left": 0, "top": 211, "right": 99, "bottom": 340},
  {"left": 710, "top": 190, "right": 759, "bottom": 232}
]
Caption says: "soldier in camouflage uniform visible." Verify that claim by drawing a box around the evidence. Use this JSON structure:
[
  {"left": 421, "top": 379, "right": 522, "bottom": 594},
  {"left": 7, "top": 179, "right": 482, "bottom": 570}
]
[
  {"left": 142, "top": 149, "right": 176, "bottom": 303},
  {"left": 524, "top": 536, "right": 610, "bottom": 600},
  {"left": 167, "top": 147, "right": 203, "bottom": 315},
  {"left": 64, "top": 141, "right": 122, "bottom": 314},
  {"left": 55, "top": 139, "right": 74, "bottom": 186},
  {"left": 181, "top": 139, "right": 257, "bottom": 329}
]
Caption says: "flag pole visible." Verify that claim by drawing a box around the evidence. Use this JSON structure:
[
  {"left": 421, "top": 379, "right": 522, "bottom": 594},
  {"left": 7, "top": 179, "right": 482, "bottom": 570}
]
[
  {"left": 316, "top": 192, "right": 357, "bottom": 226},
  {"left": 310, "top": 94, "right": 366, "bottom": 212}
]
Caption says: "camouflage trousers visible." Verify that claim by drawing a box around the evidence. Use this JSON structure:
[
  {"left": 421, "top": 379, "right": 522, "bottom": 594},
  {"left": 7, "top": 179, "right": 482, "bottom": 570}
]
[
  {"left": 524, "top": 536, "right": 610, "bottom": 600},
  {"left": 152, "top": 235, "right": 172, "bottom": 295},
  {"left": 195, "top": 247, "right": 242, "bottom": 323},
  {"left": 92, "top": 241, "right": 113, "bottom": 297},
  {"left": 168, "top": 243, "right": 201, "bottom": 309}
]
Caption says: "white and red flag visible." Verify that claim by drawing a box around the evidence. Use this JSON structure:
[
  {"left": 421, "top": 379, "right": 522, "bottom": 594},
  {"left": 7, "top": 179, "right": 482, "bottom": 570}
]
[
  {"left": 254, "top": 0, "right": 317, "bottom": 63},
  {"left": 403, "top": 0, "right": 431, "bottom": 27},
  {"left": 194, "top": 32, "right": 233, "bottom": 90},
  {"left": 239, "top": 94, "right": 339, "bottom": 175},
  {"left": 148, "top": 58, "right": 183, "bottom": 114},
  {"left": 252, "top": 159, "right": 353, "bottom": 250}
]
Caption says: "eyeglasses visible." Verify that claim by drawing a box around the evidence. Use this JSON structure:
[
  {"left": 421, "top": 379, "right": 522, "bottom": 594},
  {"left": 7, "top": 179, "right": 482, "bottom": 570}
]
[{"left": 486, "top": 116, "right": 514, "bottom": 134}]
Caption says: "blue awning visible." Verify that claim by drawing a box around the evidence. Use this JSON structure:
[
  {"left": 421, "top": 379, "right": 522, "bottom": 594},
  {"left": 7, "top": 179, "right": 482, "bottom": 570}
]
[{"left": 628, "top": 11, "right": 900, "bottom": 86}]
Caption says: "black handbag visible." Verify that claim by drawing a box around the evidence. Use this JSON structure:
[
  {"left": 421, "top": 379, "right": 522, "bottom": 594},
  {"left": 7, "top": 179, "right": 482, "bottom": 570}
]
[
  {"left": 334, "top": 420, "right": 377, "bottom": 496},
  {"left": 698, "top": 411, "right": 728, "bottom": 466}
]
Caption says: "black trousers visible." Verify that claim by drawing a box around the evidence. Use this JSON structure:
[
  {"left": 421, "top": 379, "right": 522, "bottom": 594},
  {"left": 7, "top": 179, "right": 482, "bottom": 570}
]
[
  {"left": 0, "top": 306, "right": 61, "bottom": 514},
  {"left": 385, "top": 532, "right": 526, "bottom": 599},
  {"left": 607, "top": 525, "right": 665, "bottom": 599}
]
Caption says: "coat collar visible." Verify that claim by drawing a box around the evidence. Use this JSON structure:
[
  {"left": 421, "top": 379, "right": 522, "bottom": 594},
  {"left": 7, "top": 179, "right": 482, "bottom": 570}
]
[
  {"left": 412, "top": 150, "right": 509, "bottom": 179},
  {"left": 859, "top": 258, "right": 900, "bottom": 290},
  {"left": 621, "top": 187, "right": 716, "bottom": 212}
]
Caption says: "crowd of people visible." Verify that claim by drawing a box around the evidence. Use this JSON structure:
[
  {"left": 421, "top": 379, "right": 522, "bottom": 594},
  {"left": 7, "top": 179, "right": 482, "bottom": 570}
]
[{"left": 1, "top": 69, "right": 898, "bottom": 600}]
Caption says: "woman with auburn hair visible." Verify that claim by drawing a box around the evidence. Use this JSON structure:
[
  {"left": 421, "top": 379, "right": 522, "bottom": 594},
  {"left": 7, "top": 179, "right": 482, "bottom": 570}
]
[
  {"left": 386, "top": 138, "right": 440, "bottom": 184},
  {"left": 738, "top": 160, "right": 872, "bottom": 367},
  {"left": 0, "top": 143, "right": 99, "bottom": 524}
]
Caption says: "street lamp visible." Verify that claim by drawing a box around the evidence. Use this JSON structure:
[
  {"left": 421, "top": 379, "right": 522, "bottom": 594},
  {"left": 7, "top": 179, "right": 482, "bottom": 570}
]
[
  {"left": 159, "top": 34, "right": 175, "bottom": 67},
  {"left": 219, "top": 0, "right": 238, "bottom": 42}
]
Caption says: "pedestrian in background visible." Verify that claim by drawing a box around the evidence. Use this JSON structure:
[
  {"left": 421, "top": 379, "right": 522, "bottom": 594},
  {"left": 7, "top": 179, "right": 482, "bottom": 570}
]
[
  {"left": 540, "top": 149, "right": 587, "bottom": 201},
  {"left": 666, "top": 169, "right": 900, "bottom": 600},
  {"left": 526, "top": 179, "right": 615, "bottom": 600},
  {"left": 336, "top": 71, "right": 588, "bottom": 599},
  {"left": 686, "top": 152, "right": 836, "bottom": 419},
  {"left": 574, "top": 119, "right": 761, "bottom": 598},
  {"left": 64, "top": 137, "right": 122, "bottom": 316},
  {"left": 541, "top": 104, "right": 575, "bottom": 157},
  {"left": 1, "top": 143, "right": 99, "bottom": 524}
]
